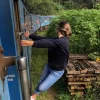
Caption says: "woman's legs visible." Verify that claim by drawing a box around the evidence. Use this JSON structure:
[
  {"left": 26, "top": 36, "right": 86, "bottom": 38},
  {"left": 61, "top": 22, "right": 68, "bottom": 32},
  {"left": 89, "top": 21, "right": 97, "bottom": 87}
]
[
  {"left": 38, "top": 65, "right": 50, "bottom": 83},
  {"left": 31, "top": 64, "right": 64, "bottom": 99},
  {"left": 32, "top": 65, "right": 64, "bottom": 99},
  {"left": 34, "top": 64, "right": 50, "bottom": 94},
  {"left": 36, "top": 69, "right": 64, "bottom": 92},
  {"left": 31, "top": 64, "right": 50, "bottom": 99}
]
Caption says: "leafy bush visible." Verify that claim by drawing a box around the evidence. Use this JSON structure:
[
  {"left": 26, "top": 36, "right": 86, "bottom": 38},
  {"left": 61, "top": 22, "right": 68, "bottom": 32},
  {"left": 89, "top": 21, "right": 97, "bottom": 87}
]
[
  {"left": 46, "top": 10, "right": 100, "bottom": 54},
  {"left": 24, "top": 0, "right": 63, "bottom": 15},
  {"left": 63, "top": 0, "right": 81, "bottom": 10},
  {"left": 88, "top": 52, "right": 100, "bottom": 61},
  {"left": 93, "top": 3, "right": 100, "bottom": 9}
]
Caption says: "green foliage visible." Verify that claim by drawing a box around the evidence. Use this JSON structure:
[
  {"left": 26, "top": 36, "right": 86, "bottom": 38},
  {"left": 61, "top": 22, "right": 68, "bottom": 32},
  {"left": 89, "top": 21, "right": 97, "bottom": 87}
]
[
  {"left": 88, "top": 52, "right": 100, "bottom": 60},
  {"left": 24, "top": 0, "right": 62, "bottom": 15},
  {"left": 24, "top": 0, "right": 100, "bottom": 15},
  {"left": 46, "top": 10, "right": 100, "bottom": 54},
  {"left": 53, "top": 0, "right": 95, "bottom": 9},
  {"left": 63, "top": 0, "right": 81, "bottom": 9},
  {"left": 94, "top": 3, "right": 100, "bottom": 9}
]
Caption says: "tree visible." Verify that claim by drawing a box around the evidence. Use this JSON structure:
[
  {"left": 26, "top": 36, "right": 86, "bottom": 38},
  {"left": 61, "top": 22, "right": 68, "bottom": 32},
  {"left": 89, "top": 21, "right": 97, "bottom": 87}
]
[
  {"left": 53, "top": 0, "right": 97, "bottom": 9},
  {"left": 23, "top": 0, "right": 62, "bottom": 15}
]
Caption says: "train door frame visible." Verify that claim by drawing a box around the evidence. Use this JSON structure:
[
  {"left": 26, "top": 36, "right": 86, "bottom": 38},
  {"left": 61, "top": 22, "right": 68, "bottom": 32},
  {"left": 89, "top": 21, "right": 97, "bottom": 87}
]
[
  {"left": 13, "top": 0, "right": 32, "bottom": 99},
  {"left": 13, "top": 0, "right": 32, "bottom": 96},
  {"left": 11, "top": 0, "right": 24, "bottom": 100},
  {"left": 24, "top": 9, "right": 32, "bottom": 95},
  {"left": 18, "top": 0, "right": 32, "bottom": 95},
  {"left": 13, "top": 0, "right": 22, "bottom": 56}
]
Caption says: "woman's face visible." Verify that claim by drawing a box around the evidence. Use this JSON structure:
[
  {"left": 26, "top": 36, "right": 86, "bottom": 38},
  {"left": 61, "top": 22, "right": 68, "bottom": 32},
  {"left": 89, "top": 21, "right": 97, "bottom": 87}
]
[
  {"left": 63, "top": 24, "right": 70, "bottom": 31},
  {"left": 56, "top": 24, "right": 67, "bottom": 35}
]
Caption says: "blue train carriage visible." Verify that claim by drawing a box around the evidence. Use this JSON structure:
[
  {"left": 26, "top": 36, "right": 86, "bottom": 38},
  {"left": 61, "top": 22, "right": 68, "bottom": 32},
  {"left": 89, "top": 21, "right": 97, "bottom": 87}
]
[
  {"left": 30, "top": 14, "right": 55, "bottom": 32},
  {"left": 0, "top": 0, "right": 32, "bottom": 100}
]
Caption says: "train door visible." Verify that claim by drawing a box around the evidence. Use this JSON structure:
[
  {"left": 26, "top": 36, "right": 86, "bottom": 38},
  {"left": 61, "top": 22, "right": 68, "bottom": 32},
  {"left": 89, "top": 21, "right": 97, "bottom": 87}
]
[
  {"left": 0, "top": 0, "right": 23, "bottom": 100},
  {"left": 12, "top": 0, "right": 32, "bottom": 99},
  {"left": 18, "top": 0, "right": 32, "bottom": 94},
  {"left": 0, "top": 0, "right": 32, "bottom": 99}
]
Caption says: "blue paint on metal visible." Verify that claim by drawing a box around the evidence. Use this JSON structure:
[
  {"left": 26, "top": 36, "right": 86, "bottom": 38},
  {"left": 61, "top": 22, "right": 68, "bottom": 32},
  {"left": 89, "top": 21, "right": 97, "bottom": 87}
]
[
  {"left": 4, "top": 77, "right": 11, "bottom": 100},
  {"left": 0, "top": 0, "right": 22, "bottom": 100},
  {"left": 0, "top": 37, "right": 2, "bottom": 46},
  {"left": 0, "top": 39, "right": 10, "bottom": 100},
  {"left": 30, "top": 14, "right": 55, "bottom": 32}
]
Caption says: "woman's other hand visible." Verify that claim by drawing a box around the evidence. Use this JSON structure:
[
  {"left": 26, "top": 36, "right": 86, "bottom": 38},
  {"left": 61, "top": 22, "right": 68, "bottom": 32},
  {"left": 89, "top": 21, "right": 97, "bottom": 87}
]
[
  {"left": 24, "top": 31, "right": 30, "bottom": 38},
  {"left": 21, "top": 40, "right": 34, "bottom": 46}
]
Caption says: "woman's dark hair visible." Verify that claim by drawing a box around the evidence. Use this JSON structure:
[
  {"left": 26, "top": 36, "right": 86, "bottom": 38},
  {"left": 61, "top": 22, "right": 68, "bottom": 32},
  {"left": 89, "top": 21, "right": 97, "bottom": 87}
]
[
  {"left": 59, "top": 21, "right": 68, "bottom": 28},
  {"left": 57, "top": 21, "right": 72, "bottom": 37}
]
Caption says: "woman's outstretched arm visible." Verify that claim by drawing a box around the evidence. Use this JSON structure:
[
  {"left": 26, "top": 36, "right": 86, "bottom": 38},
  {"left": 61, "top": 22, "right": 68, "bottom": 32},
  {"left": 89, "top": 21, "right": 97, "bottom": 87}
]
[
  {"left": 21, "top": 38, "right": 59, "bottom": 48},
  {"left": 29, "top": 34, "right": 49, "bottom": 40},
  {"left": 24, "top": 31, "right": 53, "bottom": 40}
]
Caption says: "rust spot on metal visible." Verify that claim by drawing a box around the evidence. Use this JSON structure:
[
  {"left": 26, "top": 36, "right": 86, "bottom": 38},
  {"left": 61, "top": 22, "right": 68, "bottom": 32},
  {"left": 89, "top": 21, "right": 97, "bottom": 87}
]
[{"left": 0, "top": 46, "right": 16, "bottom": 81}]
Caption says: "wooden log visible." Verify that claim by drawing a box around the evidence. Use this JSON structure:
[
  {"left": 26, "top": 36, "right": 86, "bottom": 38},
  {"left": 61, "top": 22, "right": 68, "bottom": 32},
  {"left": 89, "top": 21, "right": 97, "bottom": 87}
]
[
  {"left": 89, "top": 77, "right": 97, "bottom": 81},
  {"left": 77, "top": 60, "right": 87, "bottom": 70},
  {"left": 69, "top": 89, "right": 85, "bottom": 93},
  {"left": 66, "top": 75, "right": 73, "bottom": 78},
  {"left": 88, "top": 61, "right": 100, "bottom": 69},
  {"left": 77, "top": 60, "right": 88, "bottom": 74},
  {"left": 87, "top": 69, "right": 95, "bottom": 74},
  {"left": 71, "top": 61, "right": 81, "bottom": 74},
  {"left": 84, "top": 77, "right": 97, "bottom": 81},
  {"left": 66, "top": 67, "right": 74, "bottom": 75},
  {"left": 67, "top": 60, "right": 81, "bottom": 75},
  {"left": 70, "top": 91, "right": 84, "bottom": 96},
  {"left": 84, "top": 78, "right": 90, "bottom": 81},
  {"left": 81, "top": 69, "right": 88, "bottom": 74},
  {"left": 66, "top": 74, "right": 96, "bottom": 78},
  {"left": 66, "top": 61, "right": 76, "bottom": 74},
  {"left": 97, "top": 76, "right": 100, "bottom": 81},
  {"left": 81, "top": 60, "right": 95, "bottom": 73},
  {"left": 74, "top": 71, "right": 80, "bottom": 75},
  {"left": 95, "top": 70, "right": 100, "bottom": 74},
  {"left": 74, "top": 74, "right": 96, "bottom": 77},
  {"left": 68, "top": 77, "right": 84, "bottom": 82},
  {"left": 88, "top": 61, "right": 100, "bottom": 73},
  {"left": 69, "top": 89, "right": 75, "bottom": 92},
  {"left": 67, "top": 70, "right": 74, "bottom": 75},
  {"left": 72, "top": 60, "right": 80, "bottom": 71},
  {"left": 68, "top": 82, "right": 91, "bottom": 85},
  {"left": 67, "top": 77, "right": 96, "bottom": 82},
  {"left": 69, "top": 54, "right": 88, "bottom": 60},
  {"left": 70, "top": 86, "right": 85, "bottom": 90},
  {"left": 85, "top": 85, "right": 92, "bottom": 89}
]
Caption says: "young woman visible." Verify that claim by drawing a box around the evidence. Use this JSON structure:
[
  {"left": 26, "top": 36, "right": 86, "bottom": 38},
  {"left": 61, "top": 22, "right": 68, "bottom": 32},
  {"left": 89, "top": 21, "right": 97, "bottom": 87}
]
[{"left": 21, "top": 21, "right": 72, "bottom": 100}]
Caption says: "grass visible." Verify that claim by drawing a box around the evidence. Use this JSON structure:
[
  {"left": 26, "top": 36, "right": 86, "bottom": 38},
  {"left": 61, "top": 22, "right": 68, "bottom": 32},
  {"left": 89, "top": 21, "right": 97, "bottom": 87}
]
[{"left": 30, "top": 30, "right": 100, "bottom": 100}]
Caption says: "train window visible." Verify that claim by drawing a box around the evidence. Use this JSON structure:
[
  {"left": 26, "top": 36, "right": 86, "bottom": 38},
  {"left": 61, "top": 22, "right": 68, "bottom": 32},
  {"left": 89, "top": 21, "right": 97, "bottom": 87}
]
[{"left": 23, "top": 9, "right": 31, "bottom": 32}]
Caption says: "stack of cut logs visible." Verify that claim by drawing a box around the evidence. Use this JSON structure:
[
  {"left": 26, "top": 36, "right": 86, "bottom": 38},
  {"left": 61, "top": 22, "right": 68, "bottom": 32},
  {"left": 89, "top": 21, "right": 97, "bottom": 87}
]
[{"left": 65, "top": 54, "right": 100, "bottom": 95}]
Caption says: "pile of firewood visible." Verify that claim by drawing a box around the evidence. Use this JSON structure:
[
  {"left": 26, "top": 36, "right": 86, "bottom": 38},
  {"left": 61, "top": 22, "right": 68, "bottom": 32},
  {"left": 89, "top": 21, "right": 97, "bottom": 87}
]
[{"left": 65, "top": 54, "right": 100, "bottom": 95}]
